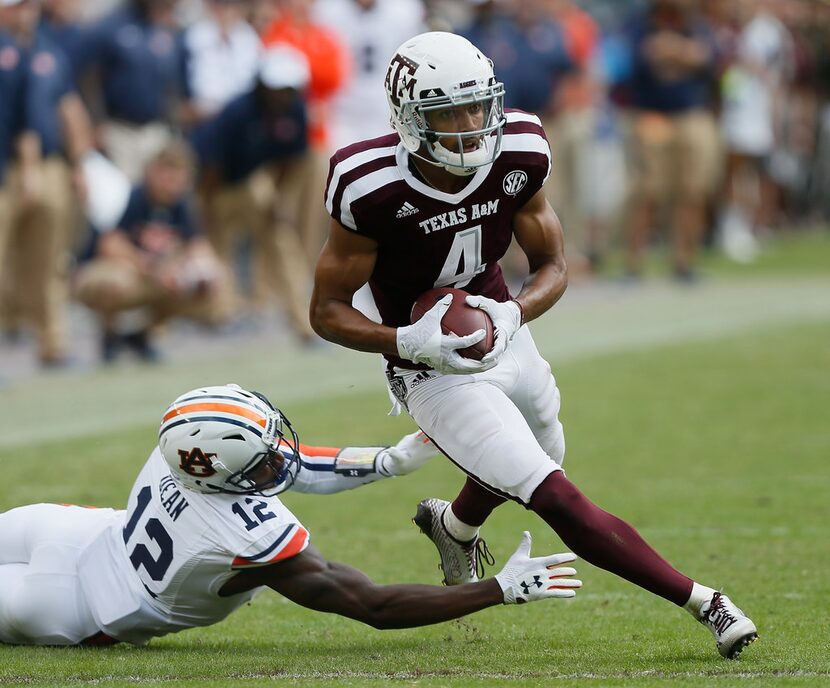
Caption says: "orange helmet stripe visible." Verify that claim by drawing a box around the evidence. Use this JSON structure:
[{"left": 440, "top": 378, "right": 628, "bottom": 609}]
[
  {"left": 162, "top": 402, "right": 267, "bottom": 428},
  {"left": 296, "top": 443, "right": 339, "bottom": 458}
]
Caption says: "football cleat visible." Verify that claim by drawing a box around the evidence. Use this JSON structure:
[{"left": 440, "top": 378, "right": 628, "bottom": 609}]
[
  {"left": 699, "top": 592, "right": 758, "bottom": 659},
  {"left": 413, "top": 498, "right": 494, "bottom": 585}
]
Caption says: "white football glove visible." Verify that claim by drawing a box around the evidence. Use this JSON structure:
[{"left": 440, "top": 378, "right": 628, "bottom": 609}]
[
  {"left": 396, "top": 294, "right": 496, "bottom": 375},
  {"left": 376, "top": 430, "right": 437, "bottom": 477},
  {"left": 465, "top": 295, "right": 522, "bottom": 367},
  {"left": 494, "top": 532, "right": 581, "bottom": 604}
]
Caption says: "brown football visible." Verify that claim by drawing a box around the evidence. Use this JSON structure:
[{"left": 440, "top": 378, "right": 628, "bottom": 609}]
[{"left": 410, "top": 287, "right": 495, "bottom": 360}]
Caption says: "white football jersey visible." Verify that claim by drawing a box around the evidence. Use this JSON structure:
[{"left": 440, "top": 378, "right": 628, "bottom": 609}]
[
  {"left": 77, "top": 449, "right": 309, "bottom": 645},
  {"left": 313, "top": 0, "right": 427, "bottom": 149}
]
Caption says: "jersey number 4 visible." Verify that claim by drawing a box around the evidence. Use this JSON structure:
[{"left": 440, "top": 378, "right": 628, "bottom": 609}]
[
  {"left": 123, "top": 485, "right": 174, "bottom": 582},
  {"left": 435, "top": 226, "right": 486, "bottom": 289}
]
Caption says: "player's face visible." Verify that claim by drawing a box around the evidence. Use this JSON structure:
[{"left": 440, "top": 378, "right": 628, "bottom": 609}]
[
  {"left": 243, "top": 450, "right": 285, "bottom": 489},
  {"left": 426, "top": 102, "right": 487, "bottom": 153}
]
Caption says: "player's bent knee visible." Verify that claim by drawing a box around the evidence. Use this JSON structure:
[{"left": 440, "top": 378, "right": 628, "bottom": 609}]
[{"left": 528, "top": 471, "right": 587, "bottom": 523}]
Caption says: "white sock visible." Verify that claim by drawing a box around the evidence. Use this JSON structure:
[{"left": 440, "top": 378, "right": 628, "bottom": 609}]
[
  {"left": 684, "top": 582, "right": 717, "bottom": 618},
  {"left": 441, "top": 505, "right": 479, "bottom": 542}
]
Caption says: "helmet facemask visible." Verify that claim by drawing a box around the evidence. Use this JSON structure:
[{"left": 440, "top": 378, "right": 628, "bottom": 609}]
[
  {"left": 401, "top": 82, "right": 506, "bottom": 176},
  {"left": 385, "top": 33, "right": 508, "bottom": 177},
  {"left": 221, "top": 391, "right": 301, "bottom": 497}
]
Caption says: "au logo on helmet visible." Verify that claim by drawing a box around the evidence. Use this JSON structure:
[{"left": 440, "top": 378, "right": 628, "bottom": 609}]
[{"left": 178, "top": 447, "right": 218, "bottom": 477}]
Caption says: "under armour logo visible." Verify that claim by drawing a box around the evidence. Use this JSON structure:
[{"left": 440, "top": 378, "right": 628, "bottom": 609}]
[{"left": 520, "top": 575, "right": 543, "bottom": 595}]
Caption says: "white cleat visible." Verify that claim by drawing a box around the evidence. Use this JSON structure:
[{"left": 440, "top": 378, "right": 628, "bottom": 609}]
[
  {"left": 413, "top": 498, "right": 493, "bottom": 586},
  {"left": 699, "top": 592, "right": 758, "bottom": 659}
]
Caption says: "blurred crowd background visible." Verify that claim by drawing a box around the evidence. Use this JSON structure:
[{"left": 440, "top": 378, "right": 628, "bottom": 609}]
[{"left": 0, "top": 0, "right": 828, "bottom": 369}]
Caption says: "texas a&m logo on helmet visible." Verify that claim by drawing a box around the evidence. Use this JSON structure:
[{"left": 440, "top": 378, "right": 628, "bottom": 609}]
[
  {"left": 177, "top": 447, "right": 218, "bottom": 478},
  {"left": 385, "top": 52, "right": 418, "bottom": 107}
]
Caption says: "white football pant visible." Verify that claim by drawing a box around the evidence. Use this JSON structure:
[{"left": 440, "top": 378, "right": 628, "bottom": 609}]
[
  {"left": 0, "top": 504, "right": 121, "bottom": 645},
  {"left": 388, "top": 326, "right": 565, "bottom": 504}
]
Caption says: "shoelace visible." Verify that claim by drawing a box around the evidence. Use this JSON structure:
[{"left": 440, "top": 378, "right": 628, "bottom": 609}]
[
  {"left": 705, "top": 592, "right": 737, "bottom": 627},
  {"left": 471, "top": 538, "right": 495, "bottom": 579}
]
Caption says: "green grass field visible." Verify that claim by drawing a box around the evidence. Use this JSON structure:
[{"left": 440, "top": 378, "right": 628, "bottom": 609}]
[{"left": 1, "top": 233, "right": 829, "bottom": 686}]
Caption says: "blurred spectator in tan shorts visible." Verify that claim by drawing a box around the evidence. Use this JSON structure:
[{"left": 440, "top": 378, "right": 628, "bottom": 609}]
[
  {"left": 0, "top": 0, "right": 93, "bottom": 367},
  {"left": 79, "top": 0, "right": 186, "bottom": 182},
  {"left": 543, "top": 0, "right": 612, "bottom": 275},
  {"left": 719, "top": 0, "right": 793, "bottom": 262},
  {"left": 622, "top": 0, "right": 721, "bottom": 282},
  {"left": 189, "top": 45, "right": 317, "bottom": 343},
  {"left": 74, "top": 141, "right": 232, "bottom": 363},
  {"left": 261, "top": 0, "right": 349, "bottom": 264}
]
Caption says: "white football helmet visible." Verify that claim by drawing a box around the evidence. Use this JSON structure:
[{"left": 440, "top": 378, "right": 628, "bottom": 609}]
[
  {"left": 385, "top": 31, "right": 506, "bottom": 176},
  {"left": 158, "top": 384, "right": 300, "bottom": 497}
]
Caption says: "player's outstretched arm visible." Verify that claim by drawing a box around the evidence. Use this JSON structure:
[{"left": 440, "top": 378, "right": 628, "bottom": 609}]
[
  {"left": 227, "top": 533, "right": 581, "bottom": 629},
  {"left": 289, "top": 432, "right": 437, "bottom": 495}
]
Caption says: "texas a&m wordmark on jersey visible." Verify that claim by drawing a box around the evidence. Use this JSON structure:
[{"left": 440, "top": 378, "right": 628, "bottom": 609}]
[{"left": 325, "top": 110, "right": 551, "bottom": 332}]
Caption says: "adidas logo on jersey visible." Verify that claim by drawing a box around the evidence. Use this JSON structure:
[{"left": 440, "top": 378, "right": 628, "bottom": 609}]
[{"left": 396, "top": 202, "right": 419, "bottom": 218}]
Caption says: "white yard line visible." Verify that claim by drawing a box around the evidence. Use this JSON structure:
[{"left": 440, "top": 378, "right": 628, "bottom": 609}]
[{"left": 1, "top": 277, "right": 828, "bottom": 450}]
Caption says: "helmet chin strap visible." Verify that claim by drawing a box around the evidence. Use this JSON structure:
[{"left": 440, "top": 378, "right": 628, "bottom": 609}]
[
  {"left": 431, "top": 139, "right": 492, "bottom": 176},
  {"left": 410, "top": 149, "right": 477, "bottom": 177}
]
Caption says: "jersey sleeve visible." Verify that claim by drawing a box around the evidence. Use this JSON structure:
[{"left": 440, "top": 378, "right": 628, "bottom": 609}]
[
  {"left": 290, "top": 444, "right": 390, "bottom": 494},
  {"left": 230, "top": 521, "right": 310, "bottom": 569},
  {"left": 323, "top": 135, "right": 401, "bottom": 238},
  {"left": 203, "top": 486, "right": 311, "bottom": 570},
  {"left": 501, "top": 110, "right": 553, "bottom": 202},
  {"left": 324, "top": 149, "right": 359, "bottom": 231}
]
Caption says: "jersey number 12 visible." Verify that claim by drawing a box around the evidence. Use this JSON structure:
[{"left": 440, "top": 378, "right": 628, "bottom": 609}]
[{"left": 123, "top": 485, "right": 174, "bottom": 582}]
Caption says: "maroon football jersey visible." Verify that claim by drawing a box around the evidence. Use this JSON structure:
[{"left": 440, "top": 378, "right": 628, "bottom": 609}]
[{"left": 325, "top": 109, "right": 551, "bottom": 367}]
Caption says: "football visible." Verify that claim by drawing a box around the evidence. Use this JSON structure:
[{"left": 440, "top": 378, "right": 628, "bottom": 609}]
[{"left": 410, "top": 287, "right": 495, "bottom": 360}]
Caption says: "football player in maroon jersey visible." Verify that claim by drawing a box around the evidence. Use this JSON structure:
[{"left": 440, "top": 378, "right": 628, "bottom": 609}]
[{"left": 310, "top": 31, "right": 756, "bottom": 659}]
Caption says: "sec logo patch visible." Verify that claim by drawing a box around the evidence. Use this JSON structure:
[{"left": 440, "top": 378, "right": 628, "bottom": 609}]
[{"left": 503, "top": 170, "right": 528, "bottom": 196}]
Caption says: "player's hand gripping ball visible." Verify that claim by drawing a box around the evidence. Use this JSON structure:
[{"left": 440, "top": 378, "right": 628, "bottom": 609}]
[{"left": 411, "top": 287, "right": 495, "bottom": 360}]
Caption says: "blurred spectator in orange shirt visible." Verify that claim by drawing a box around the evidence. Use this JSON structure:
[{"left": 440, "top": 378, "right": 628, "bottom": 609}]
[
  {"left": 261, "top": 0, "right": 349, "bottom": 262},
  {"left": 261, "top": 0, "right": 348, "bottom": 151},
  {"left": 544, "top": 0, "right": 611, "bottom": 274}
]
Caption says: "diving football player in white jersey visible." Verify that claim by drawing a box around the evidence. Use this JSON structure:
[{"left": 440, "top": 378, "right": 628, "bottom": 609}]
[
  {"left": 0, "top": 384, "right": 581, "bottom": 646},
  {"left": 310, "top": 31, "right": 758, "bottom": 659}
]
